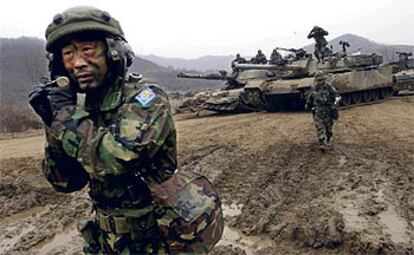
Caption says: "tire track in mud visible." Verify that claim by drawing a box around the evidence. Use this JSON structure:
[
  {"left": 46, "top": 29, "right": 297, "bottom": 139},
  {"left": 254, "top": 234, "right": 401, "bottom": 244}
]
[{"left": 227, "top": 141, "right": 413, "bottom": 254}]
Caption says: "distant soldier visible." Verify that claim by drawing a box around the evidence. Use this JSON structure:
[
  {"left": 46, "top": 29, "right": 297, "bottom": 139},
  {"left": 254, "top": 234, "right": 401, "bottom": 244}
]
[
  {"left": 305, "top": 71, "right": 341, "bottom": 152},
  {"left": 397, "top": 51, "right": 413, "bottom": 70},
  {"left": 339, "top": 40, "right": 350, "bottom": 55},
  {"left": 252, "top": 49, "right": 267, "bottom": 64},
  {"left": 231, "top": 53, "right": 247, "bottom": 69},
  {"left": 307, "top": 26, "right": 331, "bottom": 62},
  {"left": 269, "top": 48, "right": 283, "bottom": 65}
]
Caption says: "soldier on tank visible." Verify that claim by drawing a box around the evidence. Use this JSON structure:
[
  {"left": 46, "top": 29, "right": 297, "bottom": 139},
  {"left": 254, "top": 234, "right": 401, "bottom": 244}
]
[
  {"left": 305, "top": 71, "right": 341, "bottom": 152},
  {"left": 307, "top": 26, "right": 331, "bottom": 62},
  {"left": 231, "top": 53, "right": 247, "bottom": 69},
  {"left": 28, "top": 6, "right": 177, "bottom": 254},
  {"left": 252, "top": 49, "right": 267, "bottom": 64},
  {"left": 269, "top": 48, "right": 283, "bottom": 65}
]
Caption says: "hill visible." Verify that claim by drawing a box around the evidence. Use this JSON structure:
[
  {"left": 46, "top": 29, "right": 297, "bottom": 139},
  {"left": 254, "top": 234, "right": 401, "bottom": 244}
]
[{"left": 140, "top": 54, "right": 235, "bottom": 72}]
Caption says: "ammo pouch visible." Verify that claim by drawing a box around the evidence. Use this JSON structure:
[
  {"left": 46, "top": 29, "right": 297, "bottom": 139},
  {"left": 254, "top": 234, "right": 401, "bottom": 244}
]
[
  {"left": 148, "top": 170, "right": 224, "bottom": 255},
  {"left": 96, "top": 206, "right": 155, "bottom": 235}
]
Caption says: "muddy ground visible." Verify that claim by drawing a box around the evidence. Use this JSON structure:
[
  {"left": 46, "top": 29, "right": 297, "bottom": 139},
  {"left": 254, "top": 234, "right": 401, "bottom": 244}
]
[{"left": 1, "top": 96, "right": 413, "bottom": 255}]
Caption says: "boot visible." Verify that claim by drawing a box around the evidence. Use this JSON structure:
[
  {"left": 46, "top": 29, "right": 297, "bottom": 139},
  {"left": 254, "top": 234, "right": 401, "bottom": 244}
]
[
  {"left": 318, "top": 144, "right": 326, "bottom": 152},
  {"left": 327, "top": 137, "right": 333, "bottom": 146}
]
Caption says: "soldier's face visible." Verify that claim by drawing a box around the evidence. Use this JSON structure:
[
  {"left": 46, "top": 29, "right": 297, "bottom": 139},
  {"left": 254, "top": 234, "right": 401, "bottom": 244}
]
[{"left": 61, "top": 40, "right": 108, "bottom": 92}]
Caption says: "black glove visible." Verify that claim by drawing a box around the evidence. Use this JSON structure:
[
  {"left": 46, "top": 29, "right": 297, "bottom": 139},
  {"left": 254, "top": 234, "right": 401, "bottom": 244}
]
[
  {"left": 28, "top": 85, "right": 53, "bottom": 126},
  {"left": 48, "top": 84, "right": 77, "bottom": 112}
]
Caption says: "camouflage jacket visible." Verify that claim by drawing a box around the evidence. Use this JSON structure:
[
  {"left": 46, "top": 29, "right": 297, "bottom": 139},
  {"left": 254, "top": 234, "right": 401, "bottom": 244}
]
[
  {"left": 308, "top": 27, "right": 328, "bottom": 46},
  {"left": 305, "top": 82, "right": 339, "bottom": 117},
  {"left": 253, "top": 53, "right": 267, "bottom": 64},
  {"left": 270, "top": 50, "right": 282, "bottom": 60},
  {"left": 43, "top": 78, "right": 177, "bottom": 209}
]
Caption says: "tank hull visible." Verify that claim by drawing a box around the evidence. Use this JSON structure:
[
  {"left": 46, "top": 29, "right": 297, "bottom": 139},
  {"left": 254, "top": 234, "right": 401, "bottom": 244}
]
[{"left": 242, "top": 64, "right": 394, "bottom": 111}]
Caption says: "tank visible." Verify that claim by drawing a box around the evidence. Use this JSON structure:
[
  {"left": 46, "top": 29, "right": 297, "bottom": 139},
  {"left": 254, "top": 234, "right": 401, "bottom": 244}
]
[
  {"left": 176, "top": 65, "right": 290, "bottom": 113},
  {"left": 391, "top": 52, "right": 414, "bottom": 94},
  {"left": 239, "top": 50, "right": 395, "bottom": 111}
]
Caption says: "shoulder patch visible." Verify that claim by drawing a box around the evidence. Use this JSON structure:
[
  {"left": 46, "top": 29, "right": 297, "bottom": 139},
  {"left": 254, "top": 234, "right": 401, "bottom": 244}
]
[{"left": 135, "top": 85, "right": 156, "bottom": 107}]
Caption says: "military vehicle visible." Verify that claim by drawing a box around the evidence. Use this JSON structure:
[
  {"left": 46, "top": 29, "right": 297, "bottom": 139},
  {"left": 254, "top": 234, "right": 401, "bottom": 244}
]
[
  {"left": 176, "top": 65, "right": 288, "bottom": 113},
  {"left": 391, "top": 52, "right": 414, "bottom": 94},
  {"left": 239, "top": 50, "right": 396, "bottom": 111},
  {"left": 176, "top": 46, "right": 407, "bottom": 114}
]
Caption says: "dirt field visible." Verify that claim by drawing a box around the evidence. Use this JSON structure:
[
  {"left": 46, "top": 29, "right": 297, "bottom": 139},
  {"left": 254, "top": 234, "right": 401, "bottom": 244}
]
[{"left": 1, "top": 97, "right": 413, "bottom": 255}]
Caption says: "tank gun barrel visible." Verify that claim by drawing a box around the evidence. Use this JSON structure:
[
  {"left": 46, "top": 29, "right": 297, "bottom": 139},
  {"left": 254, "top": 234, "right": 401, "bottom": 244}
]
[
  {"left": 177, "top": 71, "right": 228, "bottom": 80},
  {"left": 275, "top": 47, "right": 306, "bottom": 53},
  {"left": 234, "top": 63, "right": 305, "bottom": 72},
  {"left": 234, "top": 63, "right": 281, "bottom": 70},
  {"left": 275, "top": 47, "right": 295, "bottom": 52}
]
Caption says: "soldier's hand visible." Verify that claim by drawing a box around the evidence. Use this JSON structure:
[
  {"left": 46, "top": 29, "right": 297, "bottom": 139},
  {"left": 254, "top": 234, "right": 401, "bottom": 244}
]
[
  {"left": 28, "top": 85, "right": 53, "bottom": 126},
  {"left": 48, "top": 84, "right": 77, "bottom": 112}
]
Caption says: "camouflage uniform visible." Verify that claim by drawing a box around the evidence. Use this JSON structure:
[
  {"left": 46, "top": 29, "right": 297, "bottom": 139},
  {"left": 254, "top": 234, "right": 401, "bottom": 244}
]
[
  {"left": 252, "top": 50, "right": 267, "bottom": 64},
  {"left": 307, "top": 26, "right": 331, "bottom": 62},
  {"left": 269, "top": 49, "right": 282, "bottom": 64},
  {"left": 30, "top": 7, "right": 176, "bottom": 254},
  {"left": 231, "top": 54, "right": 247, "bottom": 69},
  {"left": 305, "top": 72, "right": 340, "bottom": 151}
]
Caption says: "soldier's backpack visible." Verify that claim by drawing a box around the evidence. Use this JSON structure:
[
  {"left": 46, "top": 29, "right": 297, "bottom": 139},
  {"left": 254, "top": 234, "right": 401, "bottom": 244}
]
[{"left": 148, "top": 170, "right": 224, "bottom": 254}]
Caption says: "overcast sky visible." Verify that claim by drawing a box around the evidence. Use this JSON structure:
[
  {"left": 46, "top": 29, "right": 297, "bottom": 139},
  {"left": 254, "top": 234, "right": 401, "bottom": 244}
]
[{"left": 1, "top": 0, "right": 413, "bottom": 58}]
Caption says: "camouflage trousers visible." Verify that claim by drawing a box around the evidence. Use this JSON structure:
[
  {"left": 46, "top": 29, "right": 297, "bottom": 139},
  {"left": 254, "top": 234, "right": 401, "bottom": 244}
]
[
  {"left": 78, "top": 209, "right": 168, "bottom": 255},
  {"left": 313, "top": 114, "right": 334, "bottom": 147}
]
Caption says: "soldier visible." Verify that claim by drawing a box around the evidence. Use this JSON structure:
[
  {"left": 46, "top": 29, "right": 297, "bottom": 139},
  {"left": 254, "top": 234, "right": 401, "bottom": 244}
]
[
  {"left": 231, "top": 53, "right": 247, "bottom": 69},
  {"left": 307, "top": 26, "right": 331, "bottom": 62},
  {"left": 269, "top": 48, "right": 283, "bottom": 65},
  {"left": 28, "top": 6, "right": 176, "bottom": 254},
  {"left": 305, "top": 71, "right": 341, "bottom": 152},
  {"left": 339, "top": 40, "right": 350, "bottom": 55},
  {"left": 252, "top": 49, "right": 267, "bottom": 64}
]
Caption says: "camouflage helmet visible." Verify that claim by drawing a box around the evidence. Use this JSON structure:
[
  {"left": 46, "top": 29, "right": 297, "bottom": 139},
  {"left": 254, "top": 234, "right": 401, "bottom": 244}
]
[
  {"left": 45, "top": 6, "right": 125, "bottom": 52},
  {"left": 314, "top": 71, "right": 328, "bottom": 81}
]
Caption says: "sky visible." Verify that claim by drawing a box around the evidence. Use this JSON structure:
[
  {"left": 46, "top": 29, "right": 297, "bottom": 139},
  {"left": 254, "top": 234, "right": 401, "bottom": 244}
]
[{"left": 0, "top": 0, "right": 413, "bottom": 58}]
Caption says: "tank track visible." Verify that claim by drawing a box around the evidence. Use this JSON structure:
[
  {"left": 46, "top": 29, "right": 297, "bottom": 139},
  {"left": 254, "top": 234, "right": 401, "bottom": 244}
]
[{"left": 338, "top": 86, "right": 394, "bottom": 109}]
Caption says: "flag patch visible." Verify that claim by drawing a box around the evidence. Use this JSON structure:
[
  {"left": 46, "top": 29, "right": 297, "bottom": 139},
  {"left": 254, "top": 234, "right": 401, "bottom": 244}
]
[{"left": 135, "top": 85, "right": 156, "bottom": 106}]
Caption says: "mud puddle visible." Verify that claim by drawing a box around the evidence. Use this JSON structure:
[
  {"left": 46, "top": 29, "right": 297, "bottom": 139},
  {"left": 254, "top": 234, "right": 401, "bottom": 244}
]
[
  {"left": 376, "top": 190, "right": 411, "bottom": 244},
  {"left": 35, "top": 225, "right": 78, "bottom": 255},
  {"left": 219, "top": 204, "right": 272, "bottom": 255}
]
